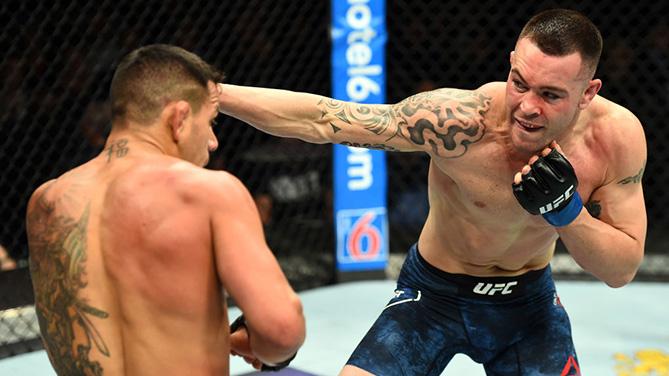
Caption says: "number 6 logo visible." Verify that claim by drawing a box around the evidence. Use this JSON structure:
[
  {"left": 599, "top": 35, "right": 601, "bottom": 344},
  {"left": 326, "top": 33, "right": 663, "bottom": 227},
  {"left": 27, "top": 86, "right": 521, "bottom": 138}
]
[{"left": 347, "top": 212, "right": 381, "bottom": 260}]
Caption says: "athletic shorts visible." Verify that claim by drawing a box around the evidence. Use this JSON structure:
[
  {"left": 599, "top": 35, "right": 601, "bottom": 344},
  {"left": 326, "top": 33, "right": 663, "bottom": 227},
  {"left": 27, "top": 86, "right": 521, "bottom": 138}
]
[{"left": 346, "top": 244, "right": 580, "bottom": 376}]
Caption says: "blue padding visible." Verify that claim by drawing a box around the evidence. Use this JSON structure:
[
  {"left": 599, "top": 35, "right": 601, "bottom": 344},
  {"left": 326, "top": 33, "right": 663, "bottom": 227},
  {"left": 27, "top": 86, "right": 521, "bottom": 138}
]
[{"left": 542, "top": 192, "right": 583, "bottom": 227}]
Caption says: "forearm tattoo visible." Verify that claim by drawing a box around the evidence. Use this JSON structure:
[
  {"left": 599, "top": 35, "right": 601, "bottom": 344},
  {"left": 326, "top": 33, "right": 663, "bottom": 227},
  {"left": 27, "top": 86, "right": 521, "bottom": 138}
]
[
  {"left": 318, "top": 89, "right": 491, "bottom": 157},
  {"left": 617, "top": 161, "right": 646, "bottom": 185},
  {"left": 27, "top": 197, "right": 109, "bottom": 375},
  {"left": 585, "top": 200, "right": 602, "bottom": 219},
  {"left": 340, "top": 141, "right": 399, "bottom": 151},
  {"left": 318, "top": 98, "right": 400, "bottom": 137}
]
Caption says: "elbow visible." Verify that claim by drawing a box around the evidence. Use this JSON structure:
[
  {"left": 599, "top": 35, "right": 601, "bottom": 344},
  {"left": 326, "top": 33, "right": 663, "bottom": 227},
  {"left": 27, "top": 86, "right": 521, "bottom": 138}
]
[
  {"left": 604, "top": 252, "right": 643, "bottom": 288},
  {"left": 253, "top": 294, "right": 305, "bottom": 363},
  {"left": 272, "top": 295, "right": 306, "bottom": 352},
  {"left": 605, "top": 274, "right": 635, "bottom": 288},
  {"left": 302, "top": 119, "right": 333, "bottom": 144}
]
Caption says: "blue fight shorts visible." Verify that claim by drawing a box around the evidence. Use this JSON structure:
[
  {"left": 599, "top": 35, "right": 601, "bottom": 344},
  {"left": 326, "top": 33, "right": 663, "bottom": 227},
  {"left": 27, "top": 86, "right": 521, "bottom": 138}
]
[{"left": 346, "top": 244, "right": 580, "bottom": 376}]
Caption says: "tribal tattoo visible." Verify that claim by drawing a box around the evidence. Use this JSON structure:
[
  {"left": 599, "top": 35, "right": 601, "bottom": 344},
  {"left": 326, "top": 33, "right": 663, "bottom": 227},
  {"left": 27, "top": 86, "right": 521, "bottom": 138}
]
[
  {"left": 397, "top": 89, "right": 490, "bottom": 157},
  {"left": 28, "top": 197, "right": 110, "bottom": 375},
  {"left": 318, "top": 89, "right": 491, "bottom": 158},
  {"left": 340, "top": 141, "right": 399, "bottom": 151},
  {"left": 318, "top": 98, "right": 400, "bottom": 136},
  {"left": 617, "top": 162, "right": 645, "bottom": 185}
]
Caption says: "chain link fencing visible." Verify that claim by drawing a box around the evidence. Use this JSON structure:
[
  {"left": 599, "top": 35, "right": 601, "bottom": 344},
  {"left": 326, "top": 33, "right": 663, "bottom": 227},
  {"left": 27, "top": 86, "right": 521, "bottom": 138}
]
[{"left": 0, "top": 0, "right": 667, "bottom": 358}]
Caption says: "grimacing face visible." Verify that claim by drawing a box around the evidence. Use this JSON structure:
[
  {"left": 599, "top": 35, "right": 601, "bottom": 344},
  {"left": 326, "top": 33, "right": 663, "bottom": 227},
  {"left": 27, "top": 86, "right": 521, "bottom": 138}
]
[{"left": 504, "top": 38, "right": 600, "bottom": 154}]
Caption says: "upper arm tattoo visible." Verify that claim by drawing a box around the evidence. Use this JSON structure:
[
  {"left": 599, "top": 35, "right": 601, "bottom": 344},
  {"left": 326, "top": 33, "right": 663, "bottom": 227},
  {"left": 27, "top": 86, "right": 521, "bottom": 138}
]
[
  {"left": 617, "top": 160, "right": 645, "bottom": 185},
  {"left": 318, "top": 89, "right": 491, "bottom": 157},
  {"left": 396, "top": 89, "right": 491, "bottom": 157},
  {"left": 27, "top": 196, "right": 109, "bottom": 375}
]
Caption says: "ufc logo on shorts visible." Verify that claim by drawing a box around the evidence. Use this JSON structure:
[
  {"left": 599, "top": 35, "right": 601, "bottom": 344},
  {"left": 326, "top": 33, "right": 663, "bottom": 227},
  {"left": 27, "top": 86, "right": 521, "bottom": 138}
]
[
  {"left": 539, "top": 185, "right": 575, "bottom": 214},
  {"left": 473, "top": 281, "right": 518, "bottom": 295}
]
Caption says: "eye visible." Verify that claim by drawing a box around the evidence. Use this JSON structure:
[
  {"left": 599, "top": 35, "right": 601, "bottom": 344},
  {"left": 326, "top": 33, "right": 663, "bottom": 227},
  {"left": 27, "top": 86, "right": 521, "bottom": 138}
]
[
  {"left": 512, "top": 79, "right": 527, "bottom": 92},
  {"left": 542, "top": 92, "right": 560, "bottom": 101}
]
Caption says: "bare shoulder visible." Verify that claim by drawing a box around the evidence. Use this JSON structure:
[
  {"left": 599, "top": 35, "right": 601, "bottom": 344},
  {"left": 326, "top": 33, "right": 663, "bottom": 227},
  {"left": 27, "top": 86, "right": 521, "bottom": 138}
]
[
  {"left": 476, "top": 81, "right": 506, "bottom": 96},
  {"left": 591, "top": 96, "right": 645, "bottom": 151},
  {"left": 160, "top": 162, "right": 254, "bottom": 210},
  {"left": 170, "top": 167, "right": 260, "bottom": 232},
  {"left": 28, "top": 179, "right": 55, "bottom": 203},
  {"left": 26, "top": 179, "right": 57, "bottom": 218},
  {"left": 25, "top": 174, "right": 85, "bottom": 218},
  {"left": 590, "top": 96, "right": 647, "bottom": 181},
  {"left": 192, "top": 168, "right": 252, "bottom": 206}
]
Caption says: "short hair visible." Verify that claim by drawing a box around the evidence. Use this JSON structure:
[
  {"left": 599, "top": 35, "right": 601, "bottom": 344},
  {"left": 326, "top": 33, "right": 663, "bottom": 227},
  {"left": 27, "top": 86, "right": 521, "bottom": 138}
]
[
  {"left": 110, "top": 44, "right": 224, "bottom": 125},
  {"left": 518, "top": 9, "right": 603, "bottom": 77}
]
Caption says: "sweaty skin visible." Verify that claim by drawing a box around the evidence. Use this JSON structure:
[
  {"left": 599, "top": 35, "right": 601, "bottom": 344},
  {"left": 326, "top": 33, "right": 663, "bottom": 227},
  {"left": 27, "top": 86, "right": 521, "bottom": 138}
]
[
  {"left": 217, "top": 38, "right": 647, "bottom": 285},
  {"left": 27, "top": 82, "right": 304, "bottom": 375}
]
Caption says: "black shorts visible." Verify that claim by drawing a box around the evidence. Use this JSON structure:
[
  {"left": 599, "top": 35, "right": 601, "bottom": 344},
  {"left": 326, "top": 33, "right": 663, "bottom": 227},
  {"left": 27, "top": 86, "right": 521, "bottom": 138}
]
[{"left": 346, "top": 244, "right": 580, "bottom": 376}]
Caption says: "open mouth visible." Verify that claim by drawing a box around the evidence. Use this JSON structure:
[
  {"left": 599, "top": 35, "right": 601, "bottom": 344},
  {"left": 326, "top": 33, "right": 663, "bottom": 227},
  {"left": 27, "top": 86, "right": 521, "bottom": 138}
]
[{"left": 515, "top": 118, "right": 544, "bottom": 132}]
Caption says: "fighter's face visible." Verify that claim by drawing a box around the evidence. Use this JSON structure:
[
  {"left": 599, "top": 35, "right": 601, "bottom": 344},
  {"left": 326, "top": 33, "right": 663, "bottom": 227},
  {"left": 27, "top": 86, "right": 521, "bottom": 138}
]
[
  {"left": 505, "top": 38, "right": 597, "bottom": 154},
  {"left": 182, "top": 81, "right": 220, "bottom": 166}
]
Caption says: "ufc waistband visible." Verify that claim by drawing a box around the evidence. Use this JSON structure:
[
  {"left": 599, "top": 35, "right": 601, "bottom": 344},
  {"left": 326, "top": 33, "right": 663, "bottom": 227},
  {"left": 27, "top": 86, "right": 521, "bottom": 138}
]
[{"left": 404, "top": 244, "right": 552, "bottom": 302}]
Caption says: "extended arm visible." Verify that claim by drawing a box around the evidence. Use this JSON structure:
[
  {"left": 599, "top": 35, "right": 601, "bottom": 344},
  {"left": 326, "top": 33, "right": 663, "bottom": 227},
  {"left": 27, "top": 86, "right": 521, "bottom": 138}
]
[{"left": 218, "top": 84, "right": 492, "bottom": 157}]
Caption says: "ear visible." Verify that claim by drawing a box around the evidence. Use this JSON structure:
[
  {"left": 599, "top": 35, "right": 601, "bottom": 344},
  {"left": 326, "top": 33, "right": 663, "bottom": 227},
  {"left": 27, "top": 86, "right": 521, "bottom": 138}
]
[
  {"left": 578, "top": 79, "right": 602, "bottom": 109},
  {"left": 168, "top": 101, "right": 192, "bottom": 142},
  {"left": 509, "top": 51, "right": 515, "bottom": 65}
]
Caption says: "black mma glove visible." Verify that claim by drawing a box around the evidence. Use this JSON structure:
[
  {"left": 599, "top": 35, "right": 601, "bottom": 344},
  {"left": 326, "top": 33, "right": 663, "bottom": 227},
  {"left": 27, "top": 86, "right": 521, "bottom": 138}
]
[
  {"left": 512, "top": 148, "right": 583, "bottom": 227},
  {"left": 230, "top": 315, "right": 297, "bottom": 372}
]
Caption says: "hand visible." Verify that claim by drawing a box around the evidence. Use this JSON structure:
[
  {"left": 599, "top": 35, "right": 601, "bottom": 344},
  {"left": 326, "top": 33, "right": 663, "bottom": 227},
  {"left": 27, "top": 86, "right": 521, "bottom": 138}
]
[
  {"left": 512, "top": 141, "right": 583, "bottom": 226},
  {"left": 229, "top": 315, "right": 298, "bottom": 371},
  {"left": 230, "top": 318, "right": 263, "bottom": 370}
]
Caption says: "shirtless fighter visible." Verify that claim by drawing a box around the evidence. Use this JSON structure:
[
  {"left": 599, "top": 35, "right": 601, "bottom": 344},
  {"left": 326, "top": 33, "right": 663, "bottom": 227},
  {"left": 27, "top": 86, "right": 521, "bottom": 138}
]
[
  {"left": 26, "top": 44, "right": 305, "bottom": 375},
  {"left": 216, "top": 9, "right": 646, "bottom": 376}
]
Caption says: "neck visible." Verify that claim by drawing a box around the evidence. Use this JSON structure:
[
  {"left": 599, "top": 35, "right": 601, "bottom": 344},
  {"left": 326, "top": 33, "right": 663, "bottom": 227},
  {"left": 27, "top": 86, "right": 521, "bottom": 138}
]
[{"left": 105, "top": 127, "right": 174, "bottom": 157}]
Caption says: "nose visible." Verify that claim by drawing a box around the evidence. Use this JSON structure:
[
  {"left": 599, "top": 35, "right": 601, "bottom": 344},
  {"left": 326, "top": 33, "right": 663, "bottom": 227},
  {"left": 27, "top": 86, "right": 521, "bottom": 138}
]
[{"left": 518, "top": 93, "right": 542, "bottom": 118}]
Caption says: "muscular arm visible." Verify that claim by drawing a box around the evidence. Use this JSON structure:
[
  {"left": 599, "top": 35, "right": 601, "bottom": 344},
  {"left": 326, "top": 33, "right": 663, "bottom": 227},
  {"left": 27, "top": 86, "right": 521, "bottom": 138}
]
[
  {"left": 209, "top": 172, "right": 305, "bottom": 364},
  {"left": 218, "top": 84, "right": 491, "bottom": 157},
  {"left": 558, "top": 118, "right": 647, "bottom": 287}
]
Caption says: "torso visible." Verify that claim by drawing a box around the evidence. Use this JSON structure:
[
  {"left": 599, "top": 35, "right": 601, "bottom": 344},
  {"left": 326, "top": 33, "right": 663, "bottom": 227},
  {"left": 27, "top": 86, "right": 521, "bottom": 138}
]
[
  {"left": 417, "top": 83, "right": 613, "bottom": 276},
  {"left": 27, "top": 145, "right": 229, "bottom": 375}
]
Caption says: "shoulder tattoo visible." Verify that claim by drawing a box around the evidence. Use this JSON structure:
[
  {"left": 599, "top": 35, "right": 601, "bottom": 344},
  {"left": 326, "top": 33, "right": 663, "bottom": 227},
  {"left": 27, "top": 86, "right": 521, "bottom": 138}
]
[{"left": 395, "top": 89, "right": 491, "bottom": 157}]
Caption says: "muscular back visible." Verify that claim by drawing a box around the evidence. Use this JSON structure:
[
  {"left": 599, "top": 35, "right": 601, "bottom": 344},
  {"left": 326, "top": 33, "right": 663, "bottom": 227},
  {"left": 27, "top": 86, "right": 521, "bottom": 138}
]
[{"left": 27, "top": 141, "right": 231, "bottom": 375}]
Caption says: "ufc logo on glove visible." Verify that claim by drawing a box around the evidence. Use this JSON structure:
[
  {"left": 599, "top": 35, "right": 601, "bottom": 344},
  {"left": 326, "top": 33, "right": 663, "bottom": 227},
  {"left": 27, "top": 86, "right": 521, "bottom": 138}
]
[
  {"left": 539, "top": 185, "right": 575, "bottom": 214},
  {"left": 512, "top": 148, "right": 583, "bottom": 227}
]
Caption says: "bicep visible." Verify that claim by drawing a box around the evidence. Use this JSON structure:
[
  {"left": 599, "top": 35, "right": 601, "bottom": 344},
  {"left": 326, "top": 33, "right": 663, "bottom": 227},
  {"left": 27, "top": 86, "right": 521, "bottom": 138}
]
[
  {"left": 586, "top": 160, "right": 647, "bottom": 243},
  {"left": 318, "top": 88, "right": 492, "bottom": 157},
  {"left": 586, "top": 116, "right": 648, "bottom": 241}
]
